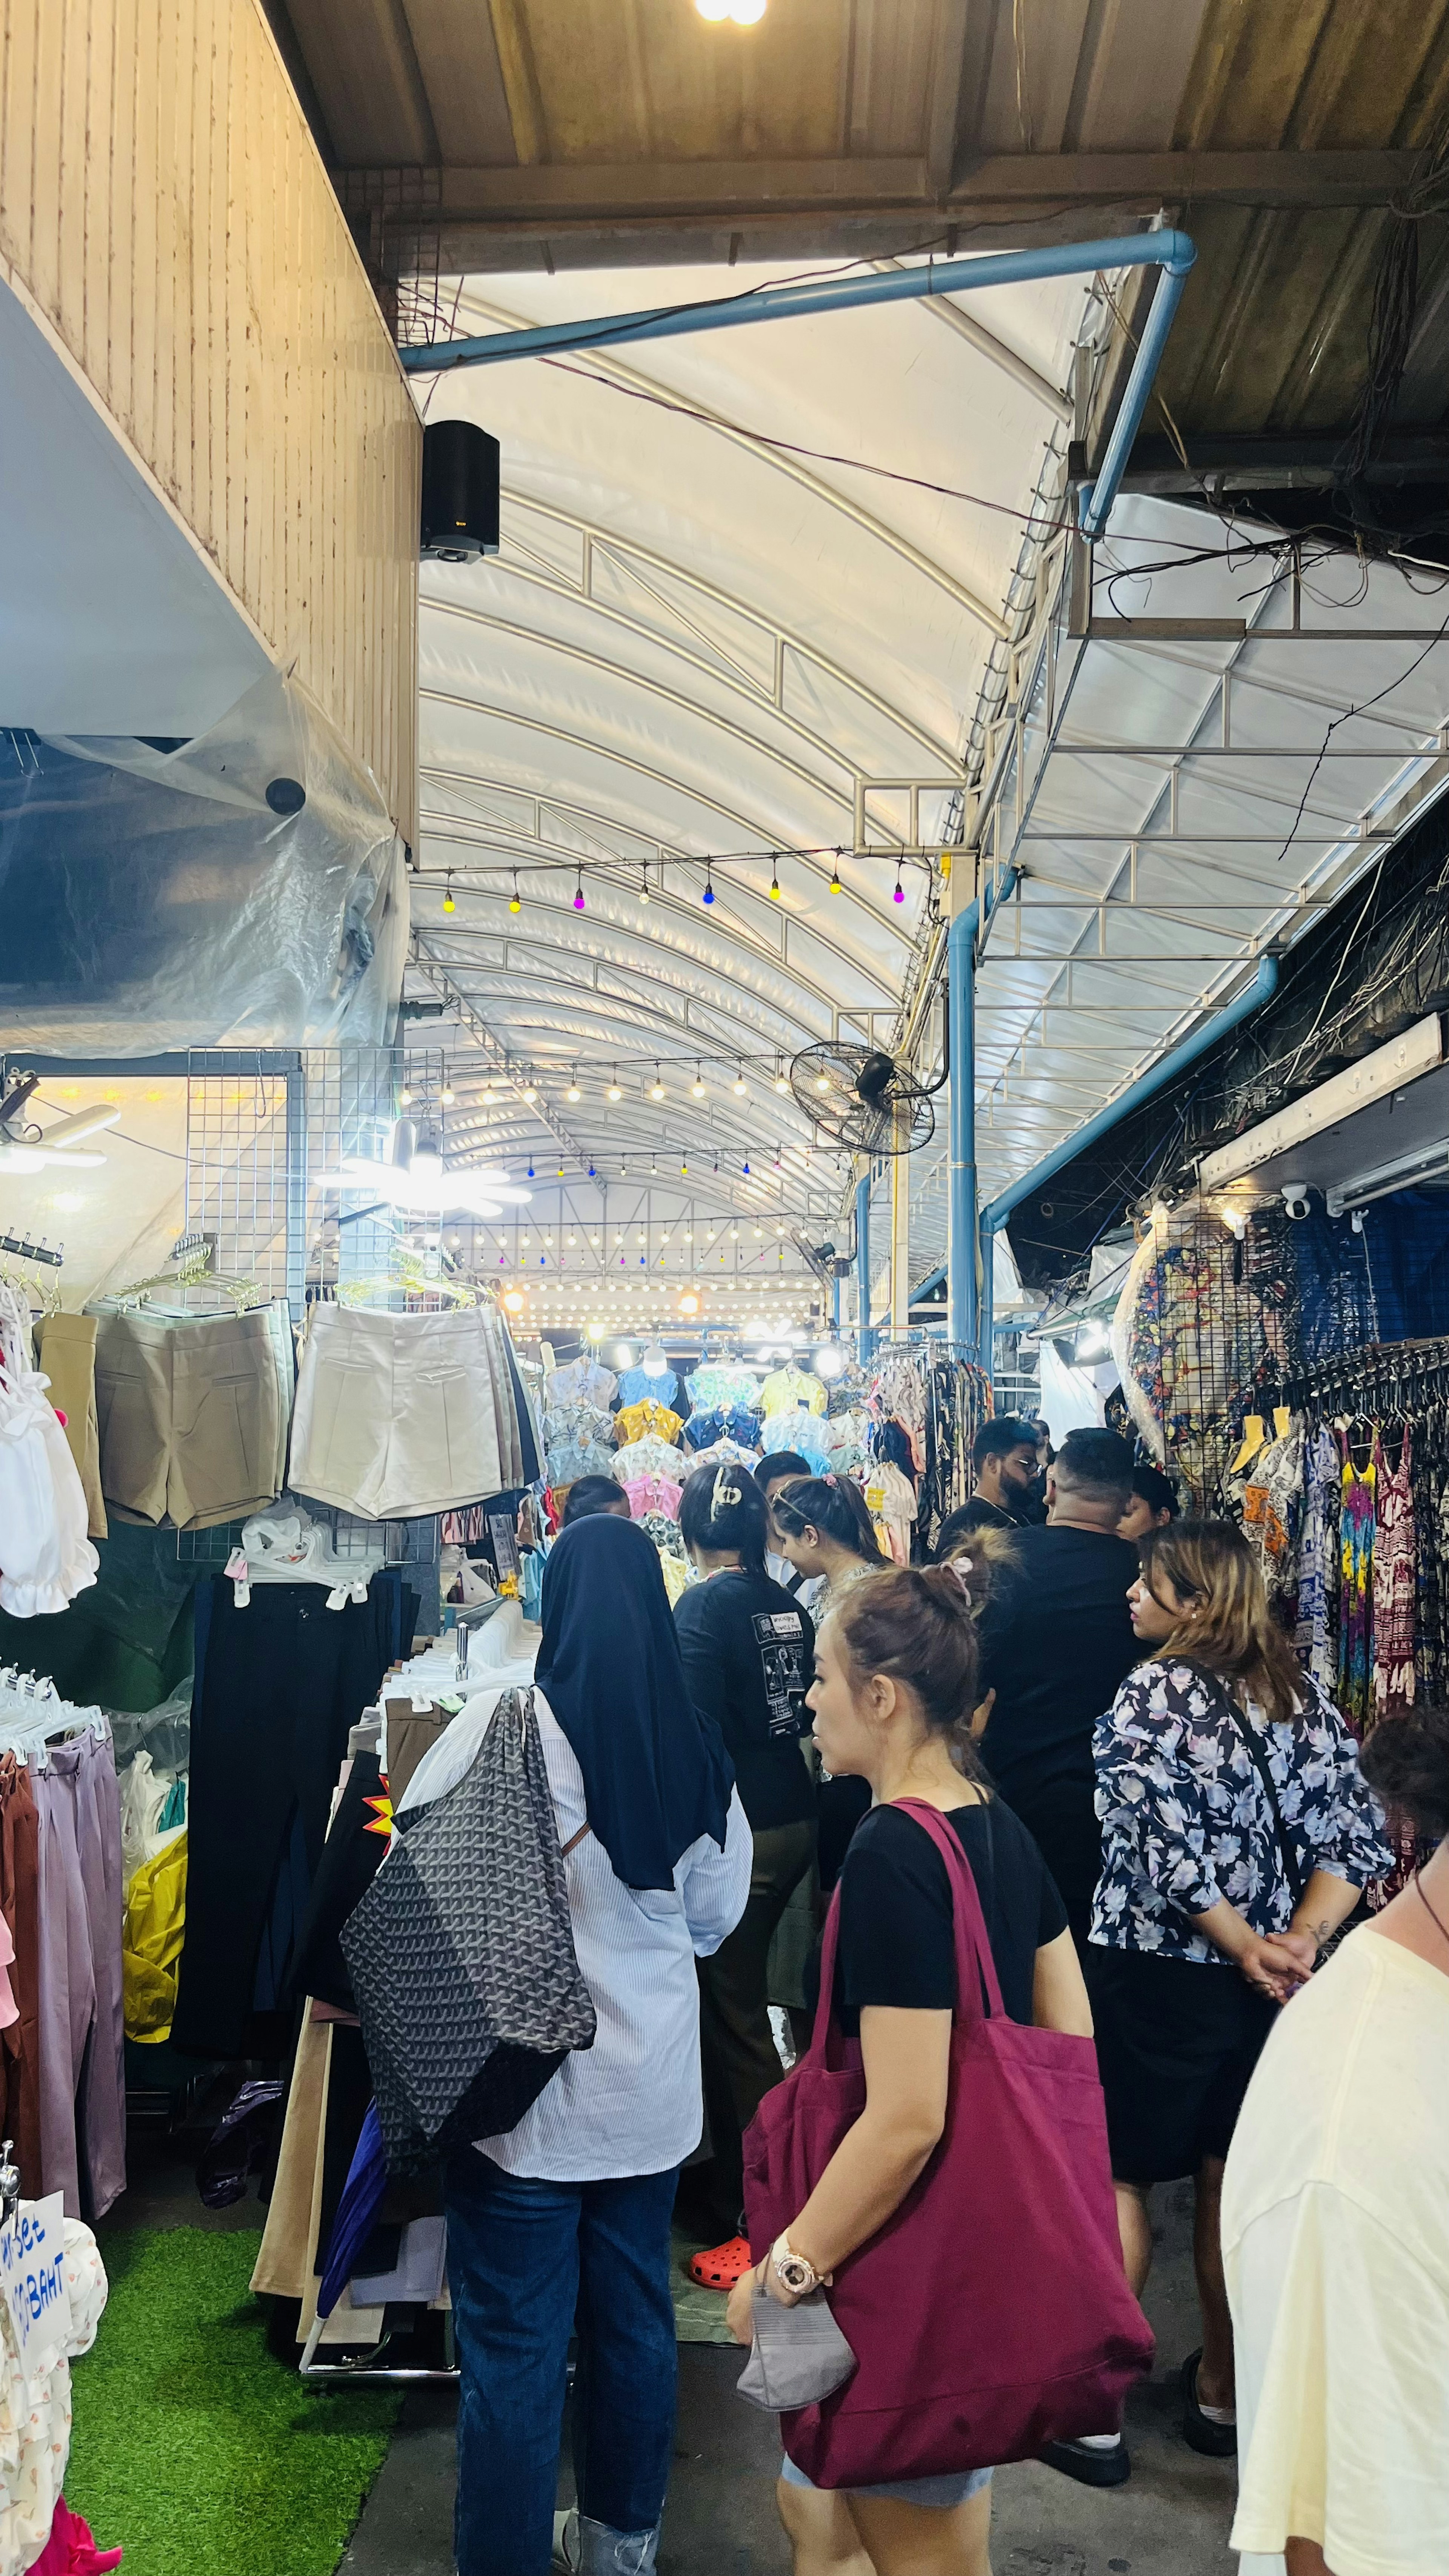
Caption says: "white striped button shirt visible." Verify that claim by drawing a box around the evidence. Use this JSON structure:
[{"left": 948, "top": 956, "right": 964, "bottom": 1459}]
[{"left": 397, "top": 1680, "right": 753, "bottom": 2181}]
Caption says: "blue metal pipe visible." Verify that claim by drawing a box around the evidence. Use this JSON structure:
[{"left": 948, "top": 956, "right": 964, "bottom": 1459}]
[
  {"left": 947, "top": 866, "right": 1019, "bottom": 1353},
  {"left": 979, "top": 955, "right": 1280, "bottom": 1251},
  {"left": 855, "top": 1172, "right": 874, "bottom": 1365},
  {"left": 405, "top": 237, "right": 1196, "bottom": 544},
  {"left": 947, "top": 903, "right": 978, "bottom": 1355}
]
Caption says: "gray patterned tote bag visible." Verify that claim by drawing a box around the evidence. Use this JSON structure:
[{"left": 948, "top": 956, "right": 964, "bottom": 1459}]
[{"left": 341, "top": 1686, "right": 597, "bottom": 2171}]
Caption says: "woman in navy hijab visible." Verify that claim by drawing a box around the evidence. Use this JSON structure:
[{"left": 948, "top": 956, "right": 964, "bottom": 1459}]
[{"left": 444, "top": 1514, "right": 751, "bottom": 2576}]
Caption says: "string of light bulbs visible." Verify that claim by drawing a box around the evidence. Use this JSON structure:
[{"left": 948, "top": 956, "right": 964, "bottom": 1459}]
[{"left": 413, "top": 843, "right": 935, "bottom": 913}]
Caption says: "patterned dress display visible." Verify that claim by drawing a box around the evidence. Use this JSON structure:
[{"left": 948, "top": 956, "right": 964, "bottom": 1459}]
[
  {"left": 1337, "top": 1436, "right": 1376, "bottom": 1738},
  {"left": 1292, "top": 1426, "right": 1340, "bottom": 1695},
  {"left": 1370, "top": 1428, "right": 1416, "bottom": 1723}
]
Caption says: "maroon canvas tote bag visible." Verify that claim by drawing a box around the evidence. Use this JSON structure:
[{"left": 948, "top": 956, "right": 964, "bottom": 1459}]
[{"left": 743, "top": 1799, "right": 1154, "bottom": 2485}]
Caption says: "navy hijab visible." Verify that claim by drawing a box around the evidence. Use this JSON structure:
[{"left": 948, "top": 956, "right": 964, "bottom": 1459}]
[{"left": 535, "top": 1513, "right": 734, "bottom": 1891}]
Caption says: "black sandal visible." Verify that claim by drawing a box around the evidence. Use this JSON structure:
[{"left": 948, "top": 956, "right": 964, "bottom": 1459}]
[{"left": 1181, "top": 2348, "right": 1237, "bottom": 2456}]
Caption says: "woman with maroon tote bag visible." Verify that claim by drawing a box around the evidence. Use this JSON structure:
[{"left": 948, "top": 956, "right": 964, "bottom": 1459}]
[{"left": 729, "top": 1565, "right": 1152, "bottom": 2576}]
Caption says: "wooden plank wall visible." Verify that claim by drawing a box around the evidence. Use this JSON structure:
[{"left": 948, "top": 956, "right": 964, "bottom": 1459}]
[{"left": 0, "top": 0, "right": 420, "bottom": 841}]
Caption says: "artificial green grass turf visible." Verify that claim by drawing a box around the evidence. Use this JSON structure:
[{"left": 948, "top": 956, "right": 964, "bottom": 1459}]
[{"left": 65, "top": 2230, "right": 401, "bottom": 2576}]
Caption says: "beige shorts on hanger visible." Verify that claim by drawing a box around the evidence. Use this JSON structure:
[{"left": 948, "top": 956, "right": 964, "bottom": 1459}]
[
  {"left": 287, "top": 1304, "right": 506, "bottom": 1520},
  {"left": 94, "top": 1305, "right": 291, "bottom": 1530}
]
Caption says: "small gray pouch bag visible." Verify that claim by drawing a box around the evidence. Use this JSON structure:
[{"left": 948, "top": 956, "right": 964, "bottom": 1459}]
[{"left": 737, "top": 2287, "right": 857, "bottom": 2411}]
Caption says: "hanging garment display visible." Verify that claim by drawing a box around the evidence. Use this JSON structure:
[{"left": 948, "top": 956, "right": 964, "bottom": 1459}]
[
  {"left": 91, "top": 1301, "right": 292, "bottom": 1531},
  {"left": 616, "top": 1352, "right": 680, "bottom": 1409},
  {"left": 289, "top": 1304, "right": 523, "bottom": 1518},
  {"left": 611, "top": 1434, "right": 683, "bottom": 1485},
  {"left": 621, "top": 1473, "right": 683, "bottom": 1522},
  {"left": 683, "top": 1406, "right": 762, "bottom": 1454},
  {"left": 544, "top": 1357, "right": 617, "bottom": 1409},
  {"left": 915, "top": 1354, "right": 995, "bottom": 1553},
  {"left": 613, "top": 1399, "right": 684, "bottom": 1448},
  {"left": 1238, "top": 1422, "right": 1304, "bottom": 1615},
  {"left": 32, "top": 1730, "right": 127, "bottom": 2220},
  {"left": 865, "top": 1461, "right": 918, "bottom": 1566},
  {"left": 1371, "top": 1428, "right": 1416, "bottom": 1718},
  {"left": 170, "top": 1576, "right": 403, "bottom": 2059},
  {"left": 121, "top": 1827, "right": 187, "bottom": 2045},
  {"left": 541, "top": 1398, "right": 616, "bottom": 1489},
  {"left": 869, "top": 1350, "right": 929, "bottom": 1472},
  {"left": 1337, "top": 1434, "right": 1376, "bottom": 1736},
  {"left": 1292, "top": 1425, "right": 1340, "bottom": 1695},
  {"left": 758, "top": 1365, "right": 826, "bottom": 1421},
  {"left": 33, "top": 1316, "right": 105, "bottom": 1543},
  {"left": 685, "top": 1364, "right": 761, "bottom": 1413},
  {"left": 758, "top": 1408, "right": 831, "bottom": 1469},
  {"left": 0, "top": 1289, "right": 98, "bottom": 1619}
]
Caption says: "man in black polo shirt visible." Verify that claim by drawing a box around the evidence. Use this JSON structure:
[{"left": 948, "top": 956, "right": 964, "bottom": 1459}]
[
  {"left": 934, "top": 1415, "right": 1040, "bottom": 1549},
  {"left": 976, "top": 1426, "right": 1140, "bottom": 1952}
]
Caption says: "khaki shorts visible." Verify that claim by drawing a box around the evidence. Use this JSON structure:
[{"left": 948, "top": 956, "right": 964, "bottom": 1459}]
[
  {"left": 287, "top": 1304, "right": 507, "bottom": 1520},
  {"left": 36, "top": 1312, "right": 107, "bottom": 1540},
  {"left": 94, "top": 1304, "right": 293, "bottom": 1531}
]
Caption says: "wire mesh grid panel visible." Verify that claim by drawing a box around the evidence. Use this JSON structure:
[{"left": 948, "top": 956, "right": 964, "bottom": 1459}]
[
  {"left": 184, "top": 1053, "right": 294, "bottom": 1307},
  {"left": 304, "top": 1043, "right": 411, "bottom": 1300}
]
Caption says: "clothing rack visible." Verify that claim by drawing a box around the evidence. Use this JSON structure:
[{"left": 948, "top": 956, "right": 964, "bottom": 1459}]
[
  {"left": 1270, "top": 1334, "right": 1449, "bottom": 1422},
  {"left": 0, "top": 1230, "right": 61, "bottom": 1268}
]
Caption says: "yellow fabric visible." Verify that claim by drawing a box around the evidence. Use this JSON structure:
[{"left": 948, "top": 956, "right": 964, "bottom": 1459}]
[
  {"left": 614, "top": 1400, "right": 683, "bottom": 1447},
  {"left": 758, "top": 1366, "right": 825, "bottom": 1419},
  {"left": 657, "top": 1551, "right": 690, "bottom": 1607},
  {"left": 122, "top": 1829, "right": 188, "bottom": 2042},
  {"left": 1223, "top": 1931, "right": 1449, "bottom": 2576}
]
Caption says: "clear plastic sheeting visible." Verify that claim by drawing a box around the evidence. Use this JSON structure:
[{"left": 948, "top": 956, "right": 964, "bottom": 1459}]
[{"left": 0, "top": 667, "right": 407, "bottom": 1053}]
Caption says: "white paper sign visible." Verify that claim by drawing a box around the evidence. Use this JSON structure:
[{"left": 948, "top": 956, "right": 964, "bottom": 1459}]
[{"left": 0, "top": 2194, "right": 70, "bottom": 2391}]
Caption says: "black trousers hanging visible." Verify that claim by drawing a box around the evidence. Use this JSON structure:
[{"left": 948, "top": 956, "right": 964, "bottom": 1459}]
[{"left": 171, "top": 1580, "right": 396, "bottom": 2059}]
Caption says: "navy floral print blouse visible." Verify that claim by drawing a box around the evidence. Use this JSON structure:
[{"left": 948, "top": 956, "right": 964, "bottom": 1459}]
[{"left": 1090, "top": 1657, "right": 1393, "bottom": 1964}]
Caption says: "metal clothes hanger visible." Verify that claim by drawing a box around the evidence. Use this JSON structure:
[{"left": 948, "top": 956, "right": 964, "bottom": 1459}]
[{"left": 94, "top": 1234, "right": 264, "bottom": 1316}]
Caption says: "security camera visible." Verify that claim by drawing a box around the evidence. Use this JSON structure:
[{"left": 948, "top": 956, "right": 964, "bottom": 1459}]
[{"left": 1281, "top": 1182, "right": 1311, "bottom": 1221}]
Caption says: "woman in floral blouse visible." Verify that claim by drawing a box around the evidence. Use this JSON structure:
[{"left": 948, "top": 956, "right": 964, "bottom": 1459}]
[{"left": 1084, "top": 1520, "right": 1391, "bottom": 2485}]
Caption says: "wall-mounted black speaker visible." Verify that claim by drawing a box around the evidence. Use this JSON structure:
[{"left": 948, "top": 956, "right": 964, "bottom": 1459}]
[{"left": 421, "top": 420, "right": 500, "bottom": 561}]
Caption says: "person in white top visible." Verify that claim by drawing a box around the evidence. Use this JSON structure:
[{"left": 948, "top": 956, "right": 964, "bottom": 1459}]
[
  {"left": 421, "top": 1515, "right": 751, "bottom": 2576},
  {"left": 1223, "top": 1702, "right": 1449, "bottom": 2576}
]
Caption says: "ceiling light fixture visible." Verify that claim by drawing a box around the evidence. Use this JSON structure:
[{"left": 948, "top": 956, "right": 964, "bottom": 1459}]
[
  {"left": 639, "top": 863, "right": 650, "bottom": 905},
  {"left": 509, "top": 871, "right": 521, "bottom": 914},
  {"left": 829, "top": 855, "right": 842, "bottom": 894},
  {"left": 607, "top": 1066, "right": 622, "bottom": 1101},
  {"left": 441, "top": 875, "right": 456, "bottom": 914},
  {"left": 573, "top": 863, "right": 586, "bottom": 912},
  {"left": 769, "top": 855, "right": 781, "bottom": 901},
  {"left": 732, "top": 1066, "right": 748, "bottom": 1096},
  {"left": 650, "top": 1067, "right": 666, "bottom": 1101},
  {"left": 893, "top": 861, "right": 905, "bottom": 903},
  {"left": 702, "top": 863, "right": 715, "bottom": 907},
  {"left": 691, "top": 1065, "right": 706, "bottom": 1098}
]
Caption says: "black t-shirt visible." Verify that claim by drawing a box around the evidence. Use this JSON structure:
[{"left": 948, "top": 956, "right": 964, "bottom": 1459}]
[
  {"left": 954, "top": 1495, "right": 1025, "bottom": 1535},
  {"left": 674, "top": 1570, "right": 816, "bottom": 1830},
  {"left": 975, "top": 1523, "right": 1140, "bottom": 1921},
  {"left": 824, "top": 1797, "right": 1067, "bottom": 2034}
]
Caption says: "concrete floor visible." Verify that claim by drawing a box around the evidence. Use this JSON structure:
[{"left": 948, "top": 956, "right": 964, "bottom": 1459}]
[
  {"left": 109, "top": 2112, "right": 1237, "bottom": 2576},
  {"left": 340, "top": 2180, "right": 1237, "bottom": 2576}
]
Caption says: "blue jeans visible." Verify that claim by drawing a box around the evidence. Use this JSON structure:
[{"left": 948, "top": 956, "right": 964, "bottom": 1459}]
[{"left": 444, "top": 2151, "right": 680, "bottom": 2576}]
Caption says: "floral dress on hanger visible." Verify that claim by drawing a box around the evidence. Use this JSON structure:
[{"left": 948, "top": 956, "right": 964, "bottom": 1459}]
[
  {"left": 1293, "top": 1425, "right": 1340, "bottom": 1695},
  {"left": 1337, "top": 1430, "right": 1376, "bottom": 1737},
  {"left": 1370, "top": 1426, "right": 1416, "bottom": 1723}
]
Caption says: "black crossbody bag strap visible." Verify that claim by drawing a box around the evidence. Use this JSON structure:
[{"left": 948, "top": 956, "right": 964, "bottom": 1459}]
[{"left": 1189, "top": 1665, "right": 1307, "bottom": 1908}]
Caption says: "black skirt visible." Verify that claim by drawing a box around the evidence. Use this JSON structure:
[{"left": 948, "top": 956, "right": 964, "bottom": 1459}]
[{"left": 1085, "top": 1944, "right": 1278, "bottom": 2185}]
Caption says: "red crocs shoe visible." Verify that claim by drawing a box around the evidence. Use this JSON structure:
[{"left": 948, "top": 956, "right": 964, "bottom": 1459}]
[{"left": 685, "top": 2235, "right": 755, "bottom": 2292}]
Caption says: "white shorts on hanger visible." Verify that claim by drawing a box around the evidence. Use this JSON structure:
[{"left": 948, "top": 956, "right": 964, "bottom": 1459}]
[{"left": 287, "top": 1304, "right": 506, "bottom": 1520}]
